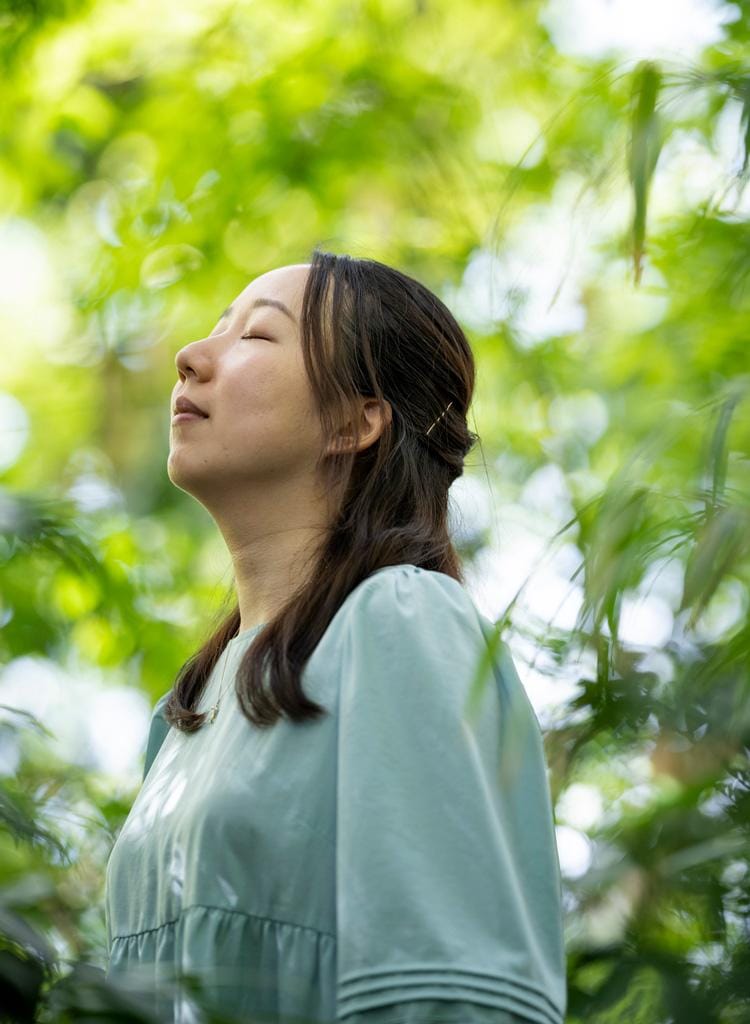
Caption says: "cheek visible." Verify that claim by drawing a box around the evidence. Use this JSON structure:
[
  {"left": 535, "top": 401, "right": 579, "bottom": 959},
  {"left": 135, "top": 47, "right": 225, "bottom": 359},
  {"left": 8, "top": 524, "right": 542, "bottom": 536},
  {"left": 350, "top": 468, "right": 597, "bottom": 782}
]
[{"left": 223, "top": 352, "right": 315, "bottom": 430}]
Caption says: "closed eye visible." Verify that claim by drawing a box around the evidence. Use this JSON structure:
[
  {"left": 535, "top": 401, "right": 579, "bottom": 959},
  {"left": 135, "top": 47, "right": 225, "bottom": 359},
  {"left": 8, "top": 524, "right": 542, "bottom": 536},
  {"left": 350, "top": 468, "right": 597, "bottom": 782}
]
[{"left": 241, "top": 334, "right": 272, "bottom": 341}]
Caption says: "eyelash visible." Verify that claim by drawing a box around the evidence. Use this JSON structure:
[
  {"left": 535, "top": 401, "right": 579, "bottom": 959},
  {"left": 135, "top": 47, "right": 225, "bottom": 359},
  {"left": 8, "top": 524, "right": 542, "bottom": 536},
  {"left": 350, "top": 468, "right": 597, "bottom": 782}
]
[{"left": 241, "top": 334, "right": 271, "bottom": 341}]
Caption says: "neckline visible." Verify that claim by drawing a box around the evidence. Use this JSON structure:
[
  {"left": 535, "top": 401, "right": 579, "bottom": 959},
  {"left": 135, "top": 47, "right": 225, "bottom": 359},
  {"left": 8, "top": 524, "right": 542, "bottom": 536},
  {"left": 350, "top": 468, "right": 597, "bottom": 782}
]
[
  {"left": 368, "top": 563, "right": 416, "bottom": 576},
  {"left": 227, "top": 622, "right": 265, "bottom": 646},
  {"left": 223, "top": 566, "right": 417, "bottom": 649}
]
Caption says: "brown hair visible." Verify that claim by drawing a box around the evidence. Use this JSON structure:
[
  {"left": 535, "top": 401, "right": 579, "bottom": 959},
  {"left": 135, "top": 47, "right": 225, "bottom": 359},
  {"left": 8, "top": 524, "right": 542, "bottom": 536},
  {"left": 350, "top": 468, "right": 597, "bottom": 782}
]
[{"left": 163, "top": 246, "right": 479, "bottom": 731}]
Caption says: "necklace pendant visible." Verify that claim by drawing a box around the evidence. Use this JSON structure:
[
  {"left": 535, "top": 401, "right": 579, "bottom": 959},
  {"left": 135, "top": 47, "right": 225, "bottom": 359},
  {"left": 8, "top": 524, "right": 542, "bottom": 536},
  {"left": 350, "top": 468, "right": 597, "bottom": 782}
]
[{"left": 208, "top": 702, "right": 219, "bottom": 723}]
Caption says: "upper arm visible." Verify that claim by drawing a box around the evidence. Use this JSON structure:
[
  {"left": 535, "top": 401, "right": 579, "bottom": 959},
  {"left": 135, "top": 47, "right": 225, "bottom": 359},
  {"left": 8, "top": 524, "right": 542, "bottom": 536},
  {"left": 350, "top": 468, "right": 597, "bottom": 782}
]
[{"left": 334, "top": 565, "right": 566, "bottom": 1024}]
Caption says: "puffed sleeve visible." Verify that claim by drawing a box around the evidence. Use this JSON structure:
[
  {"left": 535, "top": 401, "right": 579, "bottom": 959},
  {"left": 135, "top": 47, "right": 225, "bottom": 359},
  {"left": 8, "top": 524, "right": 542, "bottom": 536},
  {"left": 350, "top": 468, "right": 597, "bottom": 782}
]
[
  {"left": 334, "top": 566, "right": 567, "bottom": 1024},
  {"left": 142, "top": 690, "right": 171, "bottom": 783}
]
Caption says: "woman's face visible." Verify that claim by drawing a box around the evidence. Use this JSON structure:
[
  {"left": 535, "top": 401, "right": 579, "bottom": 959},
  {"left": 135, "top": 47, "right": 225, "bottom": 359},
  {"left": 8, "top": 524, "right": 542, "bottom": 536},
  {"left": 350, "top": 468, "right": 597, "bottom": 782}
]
[{"left": 168, "top": 263, "right": 323, "bottom": 505}]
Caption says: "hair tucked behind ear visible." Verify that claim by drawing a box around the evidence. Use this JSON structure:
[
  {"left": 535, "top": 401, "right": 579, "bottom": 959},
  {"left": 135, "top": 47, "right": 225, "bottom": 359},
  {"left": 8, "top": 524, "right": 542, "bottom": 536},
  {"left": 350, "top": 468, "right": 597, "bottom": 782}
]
[{"left": 164, "top": 247, "right": 480, "bottom": 731}]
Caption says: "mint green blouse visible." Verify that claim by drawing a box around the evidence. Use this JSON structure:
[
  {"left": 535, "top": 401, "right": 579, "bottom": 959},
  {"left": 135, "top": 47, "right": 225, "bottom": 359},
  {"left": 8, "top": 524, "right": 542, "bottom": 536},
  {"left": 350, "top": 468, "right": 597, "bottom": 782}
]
[{"left": 104, "top": 564, "right": 567, "bottom": 1024}]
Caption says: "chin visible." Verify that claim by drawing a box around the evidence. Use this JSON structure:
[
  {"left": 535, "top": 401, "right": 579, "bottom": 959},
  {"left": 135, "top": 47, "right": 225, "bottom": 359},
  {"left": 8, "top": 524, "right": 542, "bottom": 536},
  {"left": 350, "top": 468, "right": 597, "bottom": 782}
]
[{"left": 166, "top": 452, "right": 197, "bottom": 490}]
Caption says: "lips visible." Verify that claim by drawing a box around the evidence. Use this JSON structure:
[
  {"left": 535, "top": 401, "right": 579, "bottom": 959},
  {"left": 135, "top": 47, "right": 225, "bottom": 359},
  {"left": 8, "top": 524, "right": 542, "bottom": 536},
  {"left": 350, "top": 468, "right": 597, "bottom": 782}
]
[{"left": 174, "top": 395, "right": 208, "bottom": 417}]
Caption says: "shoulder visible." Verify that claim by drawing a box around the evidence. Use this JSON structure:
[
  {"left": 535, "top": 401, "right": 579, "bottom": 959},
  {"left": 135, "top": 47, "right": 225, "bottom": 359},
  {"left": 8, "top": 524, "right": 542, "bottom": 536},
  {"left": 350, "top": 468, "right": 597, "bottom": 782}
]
[
  {"left": 153, "top": 689, "right": 171, "bottom": 717},
  {"left": 339, "top": 563, "right": 481, "bottom": 639},
  {"left": 143, "top": 689, "right": 172, "bottom": 781},
  {"left": 150, "top": 689, "right": 173, "bottom": 740},
  {"left": 330, "top": 565, "right": 537, "bottom": 721},
  {"left": 149, "top": 689, "right": 172, "bottom": 731},
  {"left": 333, "top": 565, "right": 491, "bottom": 704}
]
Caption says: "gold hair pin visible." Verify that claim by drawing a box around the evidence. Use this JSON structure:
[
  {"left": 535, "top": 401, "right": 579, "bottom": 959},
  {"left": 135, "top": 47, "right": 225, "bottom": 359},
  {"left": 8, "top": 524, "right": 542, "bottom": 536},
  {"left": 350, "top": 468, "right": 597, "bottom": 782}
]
[{"left": 424, "top": 400, "right": 454, "bottom": 437}]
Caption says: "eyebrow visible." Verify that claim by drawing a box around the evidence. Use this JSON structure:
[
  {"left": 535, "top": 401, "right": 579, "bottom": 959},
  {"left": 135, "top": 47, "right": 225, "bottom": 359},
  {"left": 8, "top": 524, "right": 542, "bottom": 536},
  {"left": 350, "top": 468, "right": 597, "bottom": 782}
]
[{"left": 219, "top": 298, "right": 297, "bottom": 325}]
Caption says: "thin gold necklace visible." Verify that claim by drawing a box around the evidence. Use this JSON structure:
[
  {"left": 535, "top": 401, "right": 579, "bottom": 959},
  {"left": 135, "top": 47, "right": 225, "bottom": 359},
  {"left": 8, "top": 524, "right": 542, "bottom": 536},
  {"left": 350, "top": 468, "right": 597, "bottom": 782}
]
[
  {"left": 207, "top": 625, "right": 262, "bottom": 723},
  {"left": 207, "top": 647, "right": 234, "bottom": 724}
]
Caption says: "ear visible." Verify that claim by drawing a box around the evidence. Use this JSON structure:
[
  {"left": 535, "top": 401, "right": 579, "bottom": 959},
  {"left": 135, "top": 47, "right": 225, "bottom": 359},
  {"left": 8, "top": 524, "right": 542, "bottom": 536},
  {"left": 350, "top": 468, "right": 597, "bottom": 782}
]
[{"left": 329, "top": 397, "right": 393, "bottom": 455}]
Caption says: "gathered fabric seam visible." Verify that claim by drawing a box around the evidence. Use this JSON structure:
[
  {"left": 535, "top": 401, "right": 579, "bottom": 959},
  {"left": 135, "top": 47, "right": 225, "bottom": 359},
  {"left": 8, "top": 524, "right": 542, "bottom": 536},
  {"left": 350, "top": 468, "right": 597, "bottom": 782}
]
[
  {"left": 353, "top": 1018, "right": 527, "bottom": 1024},
  {"left": 352, "top": 1019, "right": 519, "bottom": 1024},
  {"left": 111, "top": 903, "right": 336, "bottom": 942}
]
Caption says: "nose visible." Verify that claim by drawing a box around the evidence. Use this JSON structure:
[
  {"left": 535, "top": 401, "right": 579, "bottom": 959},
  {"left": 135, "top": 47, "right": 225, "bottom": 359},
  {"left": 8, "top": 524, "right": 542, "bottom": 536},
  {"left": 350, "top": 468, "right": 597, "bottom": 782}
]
[{"left": 175, "top": 337, "right": 211, "bottom": 380}]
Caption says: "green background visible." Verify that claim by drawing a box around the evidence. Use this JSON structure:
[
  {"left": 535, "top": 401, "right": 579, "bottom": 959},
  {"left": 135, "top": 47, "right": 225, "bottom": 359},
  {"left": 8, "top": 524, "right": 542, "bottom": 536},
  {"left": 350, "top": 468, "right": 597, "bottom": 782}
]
[{"left": 1, "top": 0, "right": 749, "bottom": 1021}]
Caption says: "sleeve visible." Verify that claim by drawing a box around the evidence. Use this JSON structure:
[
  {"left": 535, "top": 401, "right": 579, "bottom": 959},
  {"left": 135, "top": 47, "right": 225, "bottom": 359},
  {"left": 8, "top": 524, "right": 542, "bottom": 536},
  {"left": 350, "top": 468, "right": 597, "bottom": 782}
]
[
  {"left": 335, "top": 566, "right": 567, "bottom": 1024},
  {"left": 142, "top": 690, "right": 172, "bottom": 783}
]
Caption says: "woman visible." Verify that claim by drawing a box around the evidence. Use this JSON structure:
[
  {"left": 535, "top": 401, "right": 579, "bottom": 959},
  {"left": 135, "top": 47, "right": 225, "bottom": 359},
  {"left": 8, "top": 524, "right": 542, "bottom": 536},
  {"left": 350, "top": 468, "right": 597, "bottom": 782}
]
[{"left": 104, "top": 249, "right": 567, "bottom": 1024}]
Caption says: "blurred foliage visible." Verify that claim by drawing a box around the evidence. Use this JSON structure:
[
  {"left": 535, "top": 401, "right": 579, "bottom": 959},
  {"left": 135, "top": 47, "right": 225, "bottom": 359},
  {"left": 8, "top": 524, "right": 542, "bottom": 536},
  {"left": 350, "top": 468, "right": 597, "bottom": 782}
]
[{"left": 0, "top": 0, "right": 749, "bottom": 1021}]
